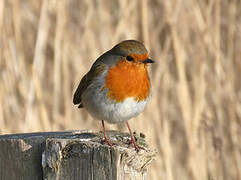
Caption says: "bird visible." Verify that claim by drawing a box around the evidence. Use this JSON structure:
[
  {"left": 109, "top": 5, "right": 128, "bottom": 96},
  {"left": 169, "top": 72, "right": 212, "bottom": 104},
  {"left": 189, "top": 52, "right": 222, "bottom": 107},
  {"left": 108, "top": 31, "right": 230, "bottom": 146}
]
[{"left": 73, "top": 40, "right": 154, "bottom": 151}]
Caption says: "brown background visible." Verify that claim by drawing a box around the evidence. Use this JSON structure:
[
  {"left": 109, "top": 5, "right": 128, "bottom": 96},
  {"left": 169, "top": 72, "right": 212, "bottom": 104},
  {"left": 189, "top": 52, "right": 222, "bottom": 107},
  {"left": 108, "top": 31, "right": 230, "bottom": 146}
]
[{"left": 0, "top": 0, "right": 241, "bottom": 179}]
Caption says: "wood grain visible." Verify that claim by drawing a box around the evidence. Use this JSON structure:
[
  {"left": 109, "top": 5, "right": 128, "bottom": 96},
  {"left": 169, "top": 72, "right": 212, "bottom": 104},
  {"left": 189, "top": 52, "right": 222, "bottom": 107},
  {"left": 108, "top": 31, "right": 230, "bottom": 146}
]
[{"left": 0, "top": 131, "right": 156, "bottom": 180}]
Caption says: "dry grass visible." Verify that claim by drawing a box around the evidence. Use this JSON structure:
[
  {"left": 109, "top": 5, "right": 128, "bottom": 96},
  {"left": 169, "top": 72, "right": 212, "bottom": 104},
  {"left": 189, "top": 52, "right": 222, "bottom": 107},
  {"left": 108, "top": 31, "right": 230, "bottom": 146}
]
[{"left": 1, "top": 0, "right": 241, "bottom": 179}]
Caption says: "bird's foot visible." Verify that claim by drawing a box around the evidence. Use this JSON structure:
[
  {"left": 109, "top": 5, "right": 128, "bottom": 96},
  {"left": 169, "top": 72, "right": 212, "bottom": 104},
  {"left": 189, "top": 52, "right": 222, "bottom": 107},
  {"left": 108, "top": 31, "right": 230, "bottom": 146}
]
[
  {"left": 127, "top": 138, "right": 144, "bottom": 152},
  {"left": 101, "top": 138, "right": 113, "bottom": 146},
  {"left": 134, "top": 144, "right": 141, "bottom": 152}
]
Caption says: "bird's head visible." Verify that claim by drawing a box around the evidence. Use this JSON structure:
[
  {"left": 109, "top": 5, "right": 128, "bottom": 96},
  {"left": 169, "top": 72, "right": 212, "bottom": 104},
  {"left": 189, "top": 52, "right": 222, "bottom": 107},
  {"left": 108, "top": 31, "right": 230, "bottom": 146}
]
[{"left": 110, "top": 40, "right": 155, "bottom": 65}]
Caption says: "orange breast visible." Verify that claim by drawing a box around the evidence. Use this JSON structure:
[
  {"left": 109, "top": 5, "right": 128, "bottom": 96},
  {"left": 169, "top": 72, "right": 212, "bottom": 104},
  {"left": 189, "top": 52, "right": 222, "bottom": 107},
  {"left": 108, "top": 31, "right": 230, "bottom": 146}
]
[{"left": 104, "top": 60, "right": 151, "bottom": 102}]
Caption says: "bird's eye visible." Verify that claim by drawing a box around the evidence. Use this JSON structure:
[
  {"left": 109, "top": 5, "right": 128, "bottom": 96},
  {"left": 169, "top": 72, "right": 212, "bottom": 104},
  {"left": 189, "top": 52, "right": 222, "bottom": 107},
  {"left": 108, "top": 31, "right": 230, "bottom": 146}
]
[{"left": 126, "top": 56, "right": 134, "bottom": 61}]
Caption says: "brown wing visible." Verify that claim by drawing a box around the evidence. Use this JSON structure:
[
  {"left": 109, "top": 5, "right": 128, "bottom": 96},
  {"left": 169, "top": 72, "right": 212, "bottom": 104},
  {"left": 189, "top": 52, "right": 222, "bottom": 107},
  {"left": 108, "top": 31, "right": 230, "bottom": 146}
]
[{"left": 73, "top": 63, "right": 106, "bottom": 108}]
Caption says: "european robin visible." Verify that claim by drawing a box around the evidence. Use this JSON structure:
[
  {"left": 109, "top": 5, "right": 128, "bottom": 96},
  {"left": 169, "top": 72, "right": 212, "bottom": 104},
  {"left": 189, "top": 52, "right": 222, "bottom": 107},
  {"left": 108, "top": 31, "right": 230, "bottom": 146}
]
[{"left": 73, "top": 40, "right": 154, "bottom": 151}]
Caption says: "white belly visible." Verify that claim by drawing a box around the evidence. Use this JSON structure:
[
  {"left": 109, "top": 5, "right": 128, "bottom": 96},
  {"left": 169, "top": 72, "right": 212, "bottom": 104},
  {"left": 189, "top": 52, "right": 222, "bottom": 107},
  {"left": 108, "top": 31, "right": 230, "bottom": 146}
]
[{"left": 81, "top": 81, "right": 150, "bottom": 124}]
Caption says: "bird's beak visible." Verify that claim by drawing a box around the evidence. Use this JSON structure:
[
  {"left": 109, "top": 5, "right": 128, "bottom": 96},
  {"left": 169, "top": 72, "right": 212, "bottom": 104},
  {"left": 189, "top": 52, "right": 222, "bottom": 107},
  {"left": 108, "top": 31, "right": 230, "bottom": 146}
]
[{"left": 142, "top": 58, "right": 155, "bottom": 64}]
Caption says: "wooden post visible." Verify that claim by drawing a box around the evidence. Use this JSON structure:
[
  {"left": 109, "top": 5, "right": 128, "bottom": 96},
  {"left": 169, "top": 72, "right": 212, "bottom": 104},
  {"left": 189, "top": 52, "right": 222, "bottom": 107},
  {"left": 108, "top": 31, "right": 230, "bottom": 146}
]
[{"left": 0, "top": 131, "right": 156, "bottom": 180}]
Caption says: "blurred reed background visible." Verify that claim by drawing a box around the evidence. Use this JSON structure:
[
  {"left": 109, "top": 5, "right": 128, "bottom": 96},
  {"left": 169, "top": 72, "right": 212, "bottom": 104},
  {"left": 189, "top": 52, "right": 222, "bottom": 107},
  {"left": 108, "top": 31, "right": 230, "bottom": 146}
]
[{"left": 0, "top": 0, "right": 241, "bottom": 179}]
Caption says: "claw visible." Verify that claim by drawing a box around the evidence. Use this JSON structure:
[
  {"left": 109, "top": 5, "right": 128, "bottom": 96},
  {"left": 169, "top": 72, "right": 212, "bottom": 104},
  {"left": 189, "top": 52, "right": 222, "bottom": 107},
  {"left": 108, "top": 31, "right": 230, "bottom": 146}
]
[
  {"left": 101, "top": 120, "right": 113, "bottom": 146},
  {"left": 126, "top": 122, "right": 144, "bottom": 152}
]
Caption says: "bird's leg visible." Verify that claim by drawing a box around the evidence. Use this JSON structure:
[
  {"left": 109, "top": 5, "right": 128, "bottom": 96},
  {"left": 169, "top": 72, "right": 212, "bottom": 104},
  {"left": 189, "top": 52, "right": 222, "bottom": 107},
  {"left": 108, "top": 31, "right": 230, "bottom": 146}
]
[
  {"left": 126, "top": 122, "right": 141, "bottom": 151},
  {"left": 101, "top": 120, "right": 113, "bottom": 146}
]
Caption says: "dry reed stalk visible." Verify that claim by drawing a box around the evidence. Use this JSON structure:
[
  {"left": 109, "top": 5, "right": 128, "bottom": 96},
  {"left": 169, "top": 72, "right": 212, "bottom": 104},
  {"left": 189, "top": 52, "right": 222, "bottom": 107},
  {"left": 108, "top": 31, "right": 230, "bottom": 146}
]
[
  {"left": 53, "top": 1, "right": 66, "bottom": 120},
  {"left": 140, "top": 0, "right": 150, "bottom": 47},
  {"left": 24, "top": 0, "right": 51, "bottom": 131}
]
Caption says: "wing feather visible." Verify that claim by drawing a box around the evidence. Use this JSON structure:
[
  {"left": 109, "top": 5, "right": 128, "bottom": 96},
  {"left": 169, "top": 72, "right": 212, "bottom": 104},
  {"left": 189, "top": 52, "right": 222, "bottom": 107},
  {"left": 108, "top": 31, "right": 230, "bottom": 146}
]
[{"left": 73, "top": 63, "right": 106, "bottom": 108}]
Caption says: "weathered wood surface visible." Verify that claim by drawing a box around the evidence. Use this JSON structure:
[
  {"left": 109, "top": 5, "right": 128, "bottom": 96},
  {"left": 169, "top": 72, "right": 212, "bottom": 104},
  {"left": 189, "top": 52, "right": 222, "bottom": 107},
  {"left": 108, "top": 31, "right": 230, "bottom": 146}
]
[{"left": 0, "top": 130, "right": 156, "bottom": 180}]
